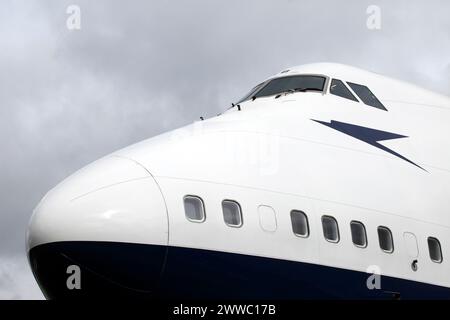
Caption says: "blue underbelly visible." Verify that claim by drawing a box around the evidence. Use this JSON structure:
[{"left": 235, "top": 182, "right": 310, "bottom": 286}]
[{"left": 28, "top": 241, "right": 450, "bottom": 299}]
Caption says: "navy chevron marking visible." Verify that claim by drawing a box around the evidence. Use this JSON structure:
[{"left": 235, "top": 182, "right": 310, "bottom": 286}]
[{"left": 312, "top": 120, "right": 426, "bottom": 171}]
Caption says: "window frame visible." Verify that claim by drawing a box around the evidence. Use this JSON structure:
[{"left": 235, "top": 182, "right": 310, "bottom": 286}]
[
  {"left": 427, "top": 237, "right": 443, "bottom": 264},
  {"left": 321, "top": 215, "right": 340, "bottom": 243},
  {"left": 377, "top": 226, "right": 394, "bottom": 253},
  {"left": 290, "top": 210, "right": 310, "bottom": 238},
  {"left": 183, "top": 195, "right": 206, "bottom": 223},
  {"left": 350, "top": 220, "right": 368, "bottom": 248},
  {"left": 221, "top": 199, "right": 243, "bottom": 228}
]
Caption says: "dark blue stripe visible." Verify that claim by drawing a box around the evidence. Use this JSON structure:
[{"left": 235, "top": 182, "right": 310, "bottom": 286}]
[{"left": 29, "top": 241, "right": 450, "bottom": 299}]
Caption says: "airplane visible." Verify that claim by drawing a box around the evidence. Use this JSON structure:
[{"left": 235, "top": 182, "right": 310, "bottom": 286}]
[{"left": 27, "top": 63, "right": 450, "bottom": 299}]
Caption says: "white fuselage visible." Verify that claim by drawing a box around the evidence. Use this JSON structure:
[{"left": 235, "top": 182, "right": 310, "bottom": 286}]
[{"left": 27, "top": 63, "right": 450, "bottom": 299}]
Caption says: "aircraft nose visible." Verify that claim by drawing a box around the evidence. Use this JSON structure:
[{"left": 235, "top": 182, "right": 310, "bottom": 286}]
[{"left": 27, "top": 156, "right": 168, "bottom": 299}]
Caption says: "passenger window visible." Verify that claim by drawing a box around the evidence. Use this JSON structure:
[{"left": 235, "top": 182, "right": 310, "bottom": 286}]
[
  {"left": 346, "top": 82, "right": 387, "bottom": 110},
  {"left": 290, "top": 210, "right": 309, "bottom": 238},
  {"left": 428, "top": 237, "right": 443, "bottom": 263},
  {"left": 183, "top": 195, "right": 205, "bottom": 222},
  {"left": 330, "top": 79, "right": 358, "bottom": 102},
  {"left": 322, "top": 216, "right": 339, "bottom": 243},
  {"left": 377, "top": 226, "right": 394, "bottom": 253},
  {"left": 350, "top": 221, "right": 367, "bottom": 248},
  {"left": 222, "top": 200, "right": 243, "bottom": 227}
]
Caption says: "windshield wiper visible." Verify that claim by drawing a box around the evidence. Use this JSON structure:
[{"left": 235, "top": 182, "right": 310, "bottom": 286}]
[
  {"left": 274, "top": 87, "right": 321, "bottom": 99},
  {"left": 252, "top": 88, "right": 302, "bottom": 101}
]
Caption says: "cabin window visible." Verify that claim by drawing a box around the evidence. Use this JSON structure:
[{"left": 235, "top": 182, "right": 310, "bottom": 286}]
[
  {"left": 222, "top": 200, "right": 243, "bottom": 227},
  {"left": 350, "top": 221, "right": 367, "bottom": 248},
  {"left": 322, "top": 216, "right": 339, "bottom": 243},
  {"left": 346, "top": 82, "right": 387, "bottom": 110},
  {"left": 377, "top": 226, "right": 394, "bottom": 253},
  {"left": 428, "top": 237, "right": 443, "bottom": 263},
  {"left": 183, "top": 195, "right": 205, "bottom": 222},
  {"left": 290, "top": 210, "right": 309, "bottom": 238},
  {"left": 330, "top": 79, "right": 358, "bottom": 102}
]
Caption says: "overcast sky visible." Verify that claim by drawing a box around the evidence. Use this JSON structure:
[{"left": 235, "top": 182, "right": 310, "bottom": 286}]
[{"left": 0, "top": 0, "right": 448, "bottom": 299}]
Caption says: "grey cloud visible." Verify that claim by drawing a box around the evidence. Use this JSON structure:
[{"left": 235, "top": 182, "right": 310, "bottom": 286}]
[
  {"left": 0, "top": 255, "right": 43, "bottom": 299},
  {"left": 0, "top": 0, "right": 448, "bottom": 299}
]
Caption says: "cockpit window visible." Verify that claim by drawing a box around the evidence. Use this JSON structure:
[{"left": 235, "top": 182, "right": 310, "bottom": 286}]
[
  {"left": 346, "top": 82, "right": 387, "bottom": 111},
  {"left": 236, "top": 82, "right": 266, "bottom": 104},
  {"left": 254, "top": 75, "right": 326, "bottom": 99},
  {"left": 235, "top": 75, "right": 326, "bottom": 105},
  {"left": 330, "top": 79, "right": 358, "bottom": 102}
]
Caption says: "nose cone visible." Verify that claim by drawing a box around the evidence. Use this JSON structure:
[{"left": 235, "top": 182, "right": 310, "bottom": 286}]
[{"left": 27, "top": 156, "right": 168, "bottom": 298}]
